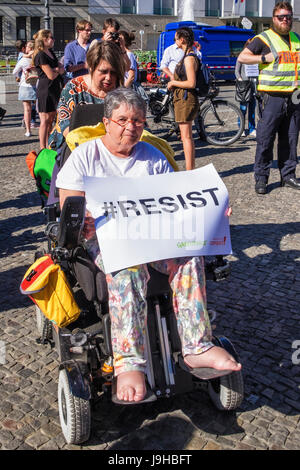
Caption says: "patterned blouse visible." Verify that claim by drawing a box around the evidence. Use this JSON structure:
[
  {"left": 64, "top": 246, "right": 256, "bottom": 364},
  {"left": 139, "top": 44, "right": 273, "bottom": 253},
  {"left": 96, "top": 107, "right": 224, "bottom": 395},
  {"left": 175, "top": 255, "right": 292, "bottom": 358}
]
[{"left": 48, "top": 75, "right": 104, "bottom": 150}]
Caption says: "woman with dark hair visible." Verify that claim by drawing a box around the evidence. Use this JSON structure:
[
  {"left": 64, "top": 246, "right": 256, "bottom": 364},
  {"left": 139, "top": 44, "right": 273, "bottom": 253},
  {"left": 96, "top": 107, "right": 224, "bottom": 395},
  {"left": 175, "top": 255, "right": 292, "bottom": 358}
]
[
  {"left": 48, "top": 41, "right": 125, "bottom": 150},
  {"left": 33, "top": 29, "right": 64, "bottom": 149},
  {"left": 167, "top": 27, "right": 199, "bottom": 171}
]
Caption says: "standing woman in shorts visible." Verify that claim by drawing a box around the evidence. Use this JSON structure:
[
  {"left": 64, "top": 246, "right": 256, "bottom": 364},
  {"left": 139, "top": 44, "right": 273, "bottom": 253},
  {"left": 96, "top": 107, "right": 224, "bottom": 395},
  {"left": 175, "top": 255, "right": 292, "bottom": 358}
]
[
  {"left": 13, "top": 40, "right": 36, "bottom": 137},
  {"left": 167, "top": 27, "right": 199, "bottom": 170},
  {"left": 33, "top": 30, "right": 64, "bottom": 149}
]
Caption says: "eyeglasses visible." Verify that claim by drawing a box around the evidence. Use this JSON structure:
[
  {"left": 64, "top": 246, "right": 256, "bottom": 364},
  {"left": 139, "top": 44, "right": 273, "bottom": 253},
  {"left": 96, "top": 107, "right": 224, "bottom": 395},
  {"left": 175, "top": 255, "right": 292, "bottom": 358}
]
[
  {"left": 84, "top": 29, "right": 92, "bottom": 32},
  {"left": 274, "top": 14, "right": 293, "bottom": 21},
  {"left": 109, "top": 118, "right": 146, "bottom": 128}
]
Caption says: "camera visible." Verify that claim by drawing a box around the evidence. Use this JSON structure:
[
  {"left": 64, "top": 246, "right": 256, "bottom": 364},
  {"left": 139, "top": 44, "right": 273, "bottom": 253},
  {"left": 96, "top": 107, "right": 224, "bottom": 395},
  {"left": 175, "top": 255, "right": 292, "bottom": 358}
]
[{"left": 110, "top": 32, "right": 119, "bottom": 41}]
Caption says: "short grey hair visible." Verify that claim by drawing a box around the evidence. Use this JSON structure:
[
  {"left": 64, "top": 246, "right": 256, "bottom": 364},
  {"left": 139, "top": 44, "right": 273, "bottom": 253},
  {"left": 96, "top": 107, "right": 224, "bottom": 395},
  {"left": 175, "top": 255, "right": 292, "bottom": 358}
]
[{"left": 104, "top": 88, "right": 147, "bottom": 119}]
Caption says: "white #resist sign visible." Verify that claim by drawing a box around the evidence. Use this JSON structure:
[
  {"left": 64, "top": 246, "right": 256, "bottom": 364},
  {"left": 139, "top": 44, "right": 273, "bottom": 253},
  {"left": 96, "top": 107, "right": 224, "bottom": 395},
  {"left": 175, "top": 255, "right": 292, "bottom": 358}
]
[{"left": 84, "top": 164, "right": 232, "bottom": 273}]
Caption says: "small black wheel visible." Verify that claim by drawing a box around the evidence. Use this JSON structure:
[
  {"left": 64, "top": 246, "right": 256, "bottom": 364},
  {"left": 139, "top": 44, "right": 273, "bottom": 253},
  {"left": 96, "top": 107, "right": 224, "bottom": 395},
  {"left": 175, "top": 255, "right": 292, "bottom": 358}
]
[
  {"left": 36, "top": 305, "right": 52, "bottom": 341},
  {"left": 58, "top": 369, "right": 91, "bottom": 444},
  {"left": 200, "top": 100, "right": 244, "bottom": 146}
]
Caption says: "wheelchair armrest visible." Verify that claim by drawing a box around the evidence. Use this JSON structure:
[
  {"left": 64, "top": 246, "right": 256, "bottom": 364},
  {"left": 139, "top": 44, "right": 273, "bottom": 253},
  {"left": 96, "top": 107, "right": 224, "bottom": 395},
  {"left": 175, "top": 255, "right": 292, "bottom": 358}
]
[{"left": 58, "top": 196, "right": 86, "bottom": 249}]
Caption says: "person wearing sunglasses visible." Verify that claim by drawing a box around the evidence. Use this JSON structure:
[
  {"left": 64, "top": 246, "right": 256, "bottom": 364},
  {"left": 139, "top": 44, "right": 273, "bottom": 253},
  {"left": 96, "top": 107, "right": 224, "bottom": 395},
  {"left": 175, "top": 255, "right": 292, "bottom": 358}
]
[
  {"left": 238, "top": 1, "right": 300, "bottom": 195},
  {"left": 56, "top": 87, "right": 242, "bottom": 404},
  {"left": 64, "top": 20, "right": 93, "bottom": 80}
]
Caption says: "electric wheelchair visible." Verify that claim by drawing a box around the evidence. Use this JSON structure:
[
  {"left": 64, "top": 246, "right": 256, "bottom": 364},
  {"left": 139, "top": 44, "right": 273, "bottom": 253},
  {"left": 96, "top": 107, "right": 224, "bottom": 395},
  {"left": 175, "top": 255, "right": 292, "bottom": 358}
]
[{"left": 35, "top": 105, "right": 244, "bottom": 445}]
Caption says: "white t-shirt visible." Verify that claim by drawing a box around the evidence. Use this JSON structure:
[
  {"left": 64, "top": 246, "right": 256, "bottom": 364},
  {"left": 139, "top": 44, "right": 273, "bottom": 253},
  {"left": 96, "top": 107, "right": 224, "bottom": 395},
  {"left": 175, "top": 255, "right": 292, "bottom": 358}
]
[
  {"left": 160, "top": 43, "right": 203, "bottom": 74},
  {"left": 56, "top": 138, "right": 173, "bottom": 210},
  {"left": 13, "top": 57, "right": 33, "bottom": 88},
  {"left": 125, "top": 51, "right": 138, "bottom": 82}
]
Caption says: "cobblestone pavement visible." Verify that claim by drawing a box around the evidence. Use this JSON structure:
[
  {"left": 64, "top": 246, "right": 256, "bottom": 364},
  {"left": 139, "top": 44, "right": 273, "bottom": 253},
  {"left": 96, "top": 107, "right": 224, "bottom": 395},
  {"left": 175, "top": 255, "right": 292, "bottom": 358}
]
[{"left": 0, "top": 79, "right": 299, "bottom": 451}]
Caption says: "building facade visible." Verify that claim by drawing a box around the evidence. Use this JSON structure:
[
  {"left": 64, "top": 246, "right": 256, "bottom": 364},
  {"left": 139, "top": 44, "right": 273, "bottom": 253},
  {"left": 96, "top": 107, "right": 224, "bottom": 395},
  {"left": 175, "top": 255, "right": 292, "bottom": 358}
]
[{"left": 1, "top": 0, "right": 300, "bottom": 53}]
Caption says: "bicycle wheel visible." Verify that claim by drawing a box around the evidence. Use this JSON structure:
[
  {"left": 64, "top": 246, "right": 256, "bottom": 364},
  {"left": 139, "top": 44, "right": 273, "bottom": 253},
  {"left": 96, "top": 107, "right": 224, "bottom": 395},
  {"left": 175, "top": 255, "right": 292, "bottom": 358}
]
[
  {"left": 146, "top": 114, "right": 179, "bottom": 141},
  {"left": 146, "top": 99, "right": 180, "bottom": 141},
  {"left": 200, "top": 100, "right": 244, "bottom": 146}
]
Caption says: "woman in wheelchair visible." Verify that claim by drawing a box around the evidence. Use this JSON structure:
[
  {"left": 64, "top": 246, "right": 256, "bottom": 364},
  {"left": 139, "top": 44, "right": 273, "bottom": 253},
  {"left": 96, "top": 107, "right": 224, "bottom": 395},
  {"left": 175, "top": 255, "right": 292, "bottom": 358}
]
[{"left": 56, "top": 88, "right": 242, "bottom": 403}]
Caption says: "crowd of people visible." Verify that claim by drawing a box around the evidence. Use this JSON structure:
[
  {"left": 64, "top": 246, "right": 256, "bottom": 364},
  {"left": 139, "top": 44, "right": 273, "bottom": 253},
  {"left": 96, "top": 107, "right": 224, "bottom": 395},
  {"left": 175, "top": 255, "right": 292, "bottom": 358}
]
[{"left": 2, "top": 2, "right": 300, "bottom": 403}]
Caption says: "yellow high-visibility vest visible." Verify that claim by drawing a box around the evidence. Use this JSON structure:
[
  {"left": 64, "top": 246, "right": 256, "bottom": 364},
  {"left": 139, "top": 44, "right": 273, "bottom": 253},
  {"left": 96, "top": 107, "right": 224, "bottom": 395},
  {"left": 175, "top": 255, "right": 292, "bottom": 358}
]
[{"left": 256, "top": 29, "right": 300, "bottom": 93}]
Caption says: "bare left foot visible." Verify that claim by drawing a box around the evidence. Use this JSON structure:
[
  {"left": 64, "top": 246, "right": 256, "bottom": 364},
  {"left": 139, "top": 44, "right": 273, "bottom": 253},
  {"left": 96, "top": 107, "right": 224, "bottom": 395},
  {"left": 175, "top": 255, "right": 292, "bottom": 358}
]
[
  {"left": 116, "top": 370, "right": 146, "bottom": 402},
  {"left": 185, "top": 346, "right": 242, "bottom": 372}
]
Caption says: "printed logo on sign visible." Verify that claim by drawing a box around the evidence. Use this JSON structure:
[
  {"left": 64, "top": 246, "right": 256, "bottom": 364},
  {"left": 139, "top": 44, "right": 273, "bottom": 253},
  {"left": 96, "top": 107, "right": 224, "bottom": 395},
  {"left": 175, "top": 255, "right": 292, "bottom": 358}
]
[
  {"left": 177, "top": 240, "right": 207, "bottom": 249},
  {"left": 0, "top": 341, "right": 6, "bottom": 365}
]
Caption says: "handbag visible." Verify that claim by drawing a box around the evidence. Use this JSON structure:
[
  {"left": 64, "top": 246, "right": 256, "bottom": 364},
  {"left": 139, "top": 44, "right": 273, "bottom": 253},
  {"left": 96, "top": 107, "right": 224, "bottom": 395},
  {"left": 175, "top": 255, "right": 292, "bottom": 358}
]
[
  {"left": 235, "top": 80, "right": 252, "bottom": 103},
  {"left": 20, "top": 255, "right": 81, "bottom": 328},
  {"left": 24, "top": 66, "right": 39, "bottom": 86}
]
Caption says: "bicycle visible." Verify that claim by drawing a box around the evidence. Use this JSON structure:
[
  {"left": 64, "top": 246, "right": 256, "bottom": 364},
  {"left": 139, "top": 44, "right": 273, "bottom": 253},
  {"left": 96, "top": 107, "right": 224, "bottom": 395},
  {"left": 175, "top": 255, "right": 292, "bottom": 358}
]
[{"left": 146, "top": 77, "right": 245, "bottom": 146}]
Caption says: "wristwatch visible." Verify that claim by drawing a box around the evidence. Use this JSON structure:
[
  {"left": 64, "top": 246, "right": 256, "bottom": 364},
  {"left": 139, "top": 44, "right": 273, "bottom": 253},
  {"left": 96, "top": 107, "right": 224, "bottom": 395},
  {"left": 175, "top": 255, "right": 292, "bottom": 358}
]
[{"left": 261, "top": 54, "right": 267, "bottom": 64}]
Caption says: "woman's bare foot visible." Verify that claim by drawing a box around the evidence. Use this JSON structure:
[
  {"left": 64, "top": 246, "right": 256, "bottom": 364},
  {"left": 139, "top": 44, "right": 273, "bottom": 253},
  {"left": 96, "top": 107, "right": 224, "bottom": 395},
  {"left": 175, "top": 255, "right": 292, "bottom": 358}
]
[
  {"left": 185, "top": 346, "right": 242, "bottom": 372},
  {"left": 116, "top": 370, "right": 146, "bottom": 402}
]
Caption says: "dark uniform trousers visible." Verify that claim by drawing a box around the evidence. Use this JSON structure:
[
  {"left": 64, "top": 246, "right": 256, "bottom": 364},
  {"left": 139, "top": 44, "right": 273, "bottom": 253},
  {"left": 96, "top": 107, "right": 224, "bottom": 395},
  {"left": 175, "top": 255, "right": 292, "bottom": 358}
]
[{"left": 254, "top": 93, "right": 300, "bottom": 182}]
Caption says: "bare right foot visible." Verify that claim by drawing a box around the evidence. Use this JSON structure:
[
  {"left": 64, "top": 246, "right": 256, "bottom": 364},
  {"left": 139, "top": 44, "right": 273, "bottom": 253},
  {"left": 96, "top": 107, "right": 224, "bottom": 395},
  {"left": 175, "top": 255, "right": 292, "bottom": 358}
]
[
  {"left": 116, "top": 370, "right": 146, "bottom": 403},
  {"left": 185, "top": 346, "right": 242, "bottom": 372}
]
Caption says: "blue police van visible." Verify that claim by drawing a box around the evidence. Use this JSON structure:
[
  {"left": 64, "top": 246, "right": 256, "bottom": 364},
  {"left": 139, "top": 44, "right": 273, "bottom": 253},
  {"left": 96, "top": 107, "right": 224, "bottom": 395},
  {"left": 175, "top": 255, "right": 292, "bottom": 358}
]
[{"left": 157, "top": 21, "right": 255, "bottom": 81}]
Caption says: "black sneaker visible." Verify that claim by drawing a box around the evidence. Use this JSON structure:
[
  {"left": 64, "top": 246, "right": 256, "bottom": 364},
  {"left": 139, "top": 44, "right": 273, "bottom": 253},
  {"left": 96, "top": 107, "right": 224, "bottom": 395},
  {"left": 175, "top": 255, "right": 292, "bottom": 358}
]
[{"left": 255, "top": 180, "right": 267, "bottom": 195}]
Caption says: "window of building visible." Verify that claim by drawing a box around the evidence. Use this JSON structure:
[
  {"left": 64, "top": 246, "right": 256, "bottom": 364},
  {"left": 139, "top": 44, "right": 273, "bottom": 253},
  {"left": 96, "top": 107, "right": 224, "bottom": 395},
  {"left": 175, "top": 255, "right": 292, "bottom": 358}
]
[
  {"left": 53, "top": 17, "right": 75, "bottom": 52},
  {"left": 245, "top": 0, "right": 259, "bottom": 17},
  {"left": 120, "top": 0, "right": 136, "bottom": 14},
  {"left": 154, "top": 0, "right": 174, "bottom": 16},
  {"left": 31, "top": 17, "right": 40, "bottom": 38},
  {"left": 65, "top": 0, "right": 76, "bottom": 3},
  {"left": 0, "top": 17, "right": 3, "bottom": 44},
  {"left": 16, "top": 17, "right": 27, "bottom": 41},
  {"left": 205, "top": 0, "right": 221, "bottom": 17}
]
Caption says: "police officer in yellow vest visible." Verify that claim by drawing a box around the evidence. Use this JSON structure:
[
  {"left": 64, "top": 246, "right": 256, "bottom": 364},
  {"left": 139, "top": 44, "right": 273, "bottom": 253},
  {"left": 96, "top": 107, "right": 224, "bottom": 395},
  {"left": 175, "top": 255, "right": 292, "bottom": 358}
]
[{"left": 238, "top": 1, "right": 300, "bottom": 194}]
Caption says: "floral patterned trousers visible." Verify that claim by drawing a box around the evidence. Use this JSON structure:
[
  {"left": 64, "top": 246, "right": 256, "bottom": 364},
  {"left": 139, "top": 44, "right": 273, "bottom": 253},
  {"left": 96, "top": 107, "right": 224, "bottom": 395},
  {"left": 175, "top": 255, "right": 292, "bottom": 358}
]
[{"left": 91, "top": 249, "right": 214, "bottom": 376}]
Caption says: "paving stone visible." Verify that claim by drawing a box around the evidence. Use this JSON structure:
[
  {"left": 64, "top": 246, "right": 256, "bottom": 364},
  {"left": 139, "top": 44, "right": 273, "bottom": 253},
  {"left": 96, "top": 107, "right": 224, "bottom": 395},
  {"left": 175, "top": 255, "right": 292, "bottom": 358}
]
[{"left": 25, "top": 431, "right": 50, "bottom": 449}]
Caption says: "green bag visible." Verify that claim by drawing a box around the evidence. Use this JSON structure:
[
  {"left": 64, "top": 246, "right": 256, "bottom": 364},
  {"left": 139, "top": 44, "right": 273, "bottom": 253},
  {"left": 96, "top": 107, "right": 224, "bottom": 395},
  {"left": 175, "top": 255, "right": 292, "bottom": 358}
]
[{"left": 26, "top": 148, "right": 57, "bottom": 198}]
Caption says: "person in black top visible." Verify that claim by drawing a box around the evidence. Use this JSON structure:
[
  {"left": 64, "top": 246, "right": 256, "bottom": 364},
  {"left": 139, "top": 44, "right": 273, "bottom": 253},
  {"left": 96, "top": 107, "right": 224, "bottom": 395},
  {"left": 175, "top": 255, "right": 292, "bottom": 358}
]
[
  {"left": 238, "top": 1, "right": 300, "bottom": 195},
  {"left": 33, "top": 29, "right": 64, "bottom": 149}
]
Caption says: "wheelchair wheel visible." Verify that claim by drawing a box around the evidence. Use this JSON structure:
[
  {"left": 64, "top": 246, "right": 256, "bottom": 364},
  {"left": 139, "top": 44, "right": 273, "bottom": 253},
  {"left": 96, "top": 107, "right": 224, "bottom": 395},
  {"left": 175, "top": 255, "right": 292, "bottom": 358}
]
[
  {"left": 208, "top": 370, "right": 244, "bottom": 411},
  {"left": 208, "top": 336, "right": 244, "bottom": 411},
  {"left": 35, "top": 306, "right": 52, "bottom": 341},
  {"left": 58, "top": 369, "right": 91, "bottom": 444}
]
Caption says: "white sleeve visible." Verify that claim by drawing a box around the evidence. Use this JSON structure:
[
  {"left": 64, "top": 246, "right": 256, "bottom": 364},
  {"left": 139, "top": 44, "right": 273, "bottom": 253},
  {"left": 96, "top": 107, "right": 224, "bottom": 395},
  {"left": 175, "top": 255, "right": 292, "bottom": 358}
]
[
  {"left": 56, "top": 147, "right": 87, "bottom": 192},
  {"left": 160, "top": 48, "right": 171, "bottom": 70},
  {"left": 13, "top": 59, "right": 24, "bottom": 76},
  {"left": 127, "top": 51, "right": 136, "bottom": 70}
]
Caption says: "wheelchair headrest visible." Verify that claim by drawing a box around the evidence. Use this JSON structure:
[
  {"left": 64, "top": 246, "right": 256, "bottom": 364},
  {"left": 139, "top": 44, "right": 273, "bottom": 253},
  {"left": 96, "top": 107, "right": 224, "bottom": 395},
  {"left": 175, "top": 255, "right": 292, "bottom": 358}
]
[{"left": 69, "top": 103, "right": 105, "bottom": 132}]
